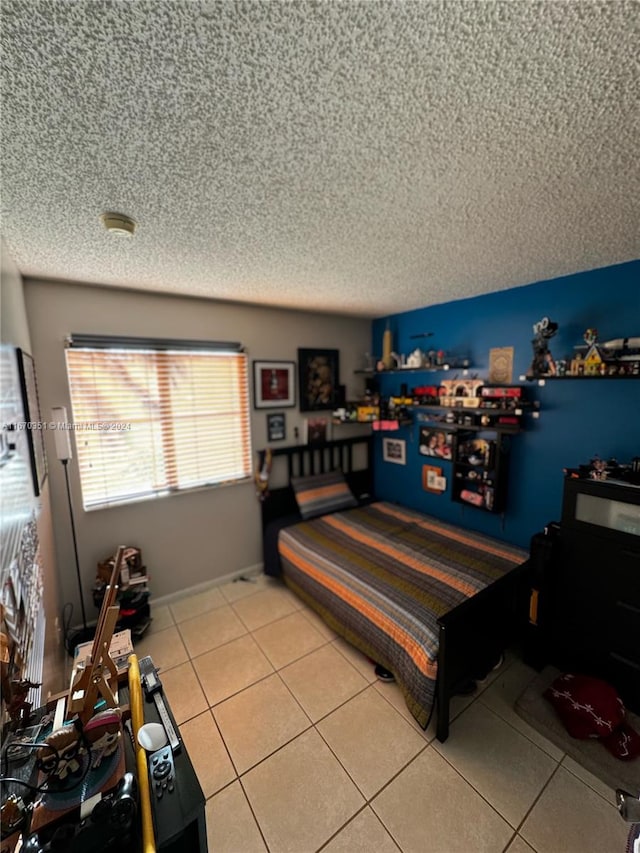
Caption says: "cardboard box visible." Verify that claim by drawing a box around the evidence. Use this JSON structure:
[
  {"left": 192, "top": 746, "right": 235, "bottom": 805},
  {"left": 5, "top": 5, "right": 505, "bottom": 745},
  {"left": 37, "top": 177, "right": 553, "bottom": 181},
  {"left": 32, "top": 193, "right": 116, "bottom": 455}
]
[{"left": 73, "top": 629, "right": 133, "bottom": 675}]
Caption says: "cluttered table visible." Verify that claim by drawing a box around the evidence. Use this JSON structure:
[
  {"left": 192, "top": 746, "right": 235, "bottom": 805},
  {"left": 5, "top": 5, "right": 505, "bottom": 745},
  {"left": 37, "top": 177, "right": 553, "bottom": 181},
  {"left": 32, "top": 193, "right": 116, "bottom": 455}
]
[
  {"left": 2, "top": 550, "right": 205, "bottom": 853},
  {"left": 1, "top": 653, "right": 206, "bottom": 853}
]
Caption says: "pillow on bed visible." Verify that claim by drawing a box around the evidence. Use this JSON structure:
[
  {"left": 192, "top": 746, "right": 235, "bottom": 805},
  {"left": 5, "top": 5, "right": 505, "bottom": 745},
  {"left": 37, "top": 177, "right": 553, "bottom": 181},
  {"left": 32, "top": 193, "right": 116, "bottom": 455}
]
[{"left": 291, "top": 470, "right": 358, "bottom": 519}]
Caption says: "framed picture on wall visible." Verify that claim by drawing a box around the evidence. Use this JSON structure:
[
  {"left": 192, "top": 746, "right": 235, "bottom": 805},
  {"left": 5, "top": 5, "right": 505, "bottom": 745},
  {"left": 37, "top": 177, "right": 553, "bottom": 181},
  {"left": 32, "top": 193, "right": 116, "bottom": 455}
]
[
  {"left": 489, "top": 346, "right": 514, "bottom": 384},
  {"left": 16, "top": 347, "right": 47, "bottom": 496},
  {"left": 422, "top": 464, "right": 446, "bottom": 494},
  {"left": 266, "top": 412, "right": 286, "bottom": 442},
  {"left": 419, "top": 427, "right": 452, "bottom": 460},
  {"left": 297, "top": 348, "right": 340, "bottom": 412},
  {"left": 302, "top": 417, "right": 330, "bottom": 445},
  {"left": 382, "top": 437, "right": 406, "bottom": 465},
  {"left": 253, "top": 361, "right": 296, "bottom": 409}
]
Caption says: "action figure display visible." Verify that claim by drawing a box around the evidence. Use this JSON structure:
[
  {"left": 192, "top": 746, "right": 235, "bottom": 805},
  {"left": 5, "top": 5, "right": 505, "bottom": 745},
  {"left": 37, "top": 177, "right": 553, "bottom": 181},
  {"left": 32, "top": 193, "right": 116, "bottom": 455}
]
[{"left": 529, "top": 316, "right": 558, "bottom": 377}]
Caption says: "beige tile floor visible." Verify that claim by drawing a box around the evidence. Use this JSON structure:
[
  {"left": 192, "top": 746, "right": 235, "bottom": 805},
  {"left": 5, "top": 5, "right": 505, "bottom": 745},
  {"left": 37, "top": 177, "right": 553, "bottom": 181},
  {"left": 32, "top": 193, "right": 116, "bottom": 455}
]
[{"left": 138, "top": 575, "right": 630, "bottom": 853}]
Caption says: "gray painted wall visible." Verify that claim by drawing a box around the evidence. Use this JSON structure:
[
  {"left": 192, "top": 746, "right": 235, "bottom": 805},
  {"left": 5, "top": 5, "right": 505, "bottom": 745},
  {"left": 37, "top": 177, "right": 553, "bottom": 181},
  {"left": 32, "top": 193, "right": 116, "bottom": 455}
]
[{"left": 24, "top": 278, "right": 371, "bottom": 620}]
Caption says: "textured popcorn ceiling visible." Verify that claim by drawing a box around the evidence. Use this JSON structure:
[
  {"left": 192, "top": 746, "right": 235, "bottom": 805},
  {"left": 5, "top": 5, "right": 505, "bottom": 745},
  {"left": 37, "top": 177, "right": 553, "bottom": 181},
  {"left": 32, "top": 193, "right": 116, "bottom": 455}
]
[{"left": 1, "top": 1, "right": 639, "bottom": 318}]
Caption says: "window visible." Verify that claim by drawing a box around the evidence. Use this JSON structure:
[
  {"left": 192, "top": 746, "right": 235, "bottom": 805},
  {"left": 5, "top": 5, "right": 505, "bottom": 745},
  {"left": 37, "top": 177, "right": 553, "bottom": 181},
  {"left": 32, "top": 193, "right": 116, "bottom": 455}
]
[{"left": 65, "top": 335, "right": 251, "bottom": 510}]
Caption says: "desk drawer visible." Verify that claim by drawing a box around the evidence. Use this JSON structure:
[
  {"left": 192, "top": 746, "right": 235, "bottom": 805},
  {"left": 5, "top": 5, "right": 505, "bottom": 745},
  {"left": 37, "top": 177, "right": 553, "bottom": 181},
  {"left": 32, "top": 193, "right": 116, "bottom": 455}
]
[{"left": 560, "top": 536, "right": 640, "bottom": 608}]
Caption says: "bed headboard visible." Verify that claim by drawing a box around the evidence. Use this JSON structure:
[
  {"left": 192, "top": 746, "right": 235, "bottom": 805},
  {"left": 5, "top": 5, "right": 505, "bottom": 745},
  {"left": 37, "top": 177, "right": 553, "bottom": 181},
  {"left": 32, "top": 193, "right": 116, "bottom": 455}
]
[{"left": 259, "top": 436, "right": 373, "bottom": 528}]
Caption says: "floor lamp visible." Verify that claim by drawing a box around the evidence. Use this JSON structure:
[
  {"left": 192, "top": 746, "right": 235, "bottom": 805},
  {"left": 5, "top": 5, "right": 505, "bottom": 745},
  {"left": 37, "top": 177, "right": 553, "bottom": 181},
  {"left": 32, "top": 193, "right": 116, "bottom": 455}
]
[{"left": 52, "top": 406, "right": 94, "bottom": 654}]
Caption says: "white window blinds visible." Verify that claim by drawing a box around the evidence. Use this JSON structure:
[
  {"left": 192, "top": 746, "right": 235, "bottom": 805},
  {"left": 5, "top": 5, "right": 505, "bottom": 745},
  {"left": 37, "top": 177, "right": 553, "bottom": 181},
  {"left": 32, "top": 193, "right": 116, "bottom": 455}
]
[{"left": 65, "top": 340, "right": 251, "bottom": 510}]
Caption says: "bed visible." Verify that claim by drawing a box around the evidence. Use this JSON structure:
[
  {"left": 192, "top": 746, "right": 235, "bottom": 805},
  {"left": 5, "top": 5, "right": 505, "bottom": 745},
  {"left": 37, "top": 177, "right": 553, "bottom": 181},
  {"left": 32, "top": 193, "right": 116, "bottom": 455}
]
[{"left": 261, "top": 436, "right": 530, "bottom": 742}]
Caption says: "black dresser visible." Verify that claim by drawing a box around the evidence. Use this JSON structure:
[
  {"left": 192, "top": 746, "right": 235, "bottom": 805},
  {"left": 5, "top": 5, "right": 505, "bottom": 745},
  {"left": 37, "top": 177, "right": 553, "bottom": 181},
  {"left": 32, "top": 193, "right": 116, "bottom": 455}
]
[{"left": 548, "top": 477, "right": 640, "bottom": 713}]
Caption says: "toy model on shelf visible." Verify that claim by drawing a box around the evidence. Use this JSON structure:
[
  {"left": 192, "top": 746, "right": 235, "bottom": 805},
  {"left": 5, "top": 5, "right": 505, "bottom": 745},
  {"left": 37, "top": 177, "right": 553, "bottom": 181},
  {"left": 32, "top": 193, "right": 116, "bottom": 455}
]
[
  {"left": 452, "top": 434, "right": 506, "bottom": 513},
  {"left": 525, "top": 327, "right": 640, "bottom": 380},
  {"left": 563, "top": 455, "right": 640, "bottom": 485},
  {"left": 390, "top": 377, "right": 533, "bottom": 513},
  {"left": 528, "top": 316, "right": 558, "bottom": 378},
  {"left": 363, "top": 356, "right": 473, "bottom": 374},
  {"left": 566, "top": 330, "right": 640, "bottom": 377},
  {"left": 414, "top": 382, "right": 536, "bottom": 432},
  {"left": 336, "top": 375, "right": 537, "bottom": 435}
]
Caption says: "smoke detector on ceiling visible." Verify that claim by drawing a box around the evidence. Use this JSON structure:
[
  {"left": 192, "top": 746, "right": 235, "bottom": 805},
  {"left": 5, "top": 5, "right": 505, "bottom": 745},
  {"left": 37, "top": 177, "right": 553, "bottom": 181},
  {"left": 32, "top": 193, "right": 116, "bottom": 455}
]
[{"left": 100, "top": 212, "right": 136, "bottom": 236}]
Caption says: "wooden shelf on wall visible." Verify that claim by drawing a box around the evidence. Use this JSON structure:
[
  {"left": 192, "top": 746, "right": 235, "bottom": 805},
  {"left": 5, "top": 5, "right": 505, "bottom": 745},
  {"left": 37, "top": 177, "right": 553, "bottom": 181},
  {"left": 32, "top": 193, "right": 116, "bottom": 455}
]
[
  {"left": 523, "top": 374, "right": 640, "bottom": 382},
  {"left": 356, "top": 360, "right": 473, "bottom": 376}
]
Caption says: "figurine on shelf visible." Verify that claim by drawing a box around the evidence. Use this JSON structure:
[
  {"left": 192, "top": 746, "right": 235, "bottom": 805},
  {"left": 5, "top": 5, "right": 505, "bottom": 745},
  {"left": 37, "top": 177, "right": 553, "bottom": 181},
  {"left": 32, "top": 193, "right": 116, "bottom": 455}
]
[
  {"left": 573, "top": 330, "right": 640, "bottom": 376},
  {"left": 563, "top": 455, "right": 640, "bottom": 484},
  {"left": 382, "top": 323, "right": 394, "bottom": 370},
  {"left": 254, "top": 447, "right": 272, "bottom": 501},
  {"left": 589, "top": 456, "right": 608, "bottom": 480},
  {"left": 529, "top": 316, "right": 558, "bottom": 377},
  {"left": 6, "top": 678, "right": 40, "bottom": 725},
  {"left": 406, "top": 348, "right": 424, "bottom": 368}
]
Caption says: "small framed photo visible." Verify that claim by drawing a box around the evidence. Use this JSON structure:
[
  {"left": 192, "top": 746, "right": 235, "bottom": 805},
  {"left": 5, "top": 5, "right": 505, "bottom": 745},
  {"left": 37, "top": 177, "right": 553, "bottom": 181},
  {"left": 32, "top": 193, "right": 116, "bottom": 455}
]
[
  {"left": 382, "top": 437, "right": 406, "bottom": 465},
  {"left": 423, "top": 464, "right": 446, "bottom": 494},
  {"left": 253, "top": 361, "right": 296, "bottom": 409},
  {"left": 298, "top": 348, "right": 340, "bottom": 412},
  {"left": 303, "top": 417, "right": 330, "bottom": 445},
  {"left": 267, "top": 412, "right": 286, "bottom": 442}
]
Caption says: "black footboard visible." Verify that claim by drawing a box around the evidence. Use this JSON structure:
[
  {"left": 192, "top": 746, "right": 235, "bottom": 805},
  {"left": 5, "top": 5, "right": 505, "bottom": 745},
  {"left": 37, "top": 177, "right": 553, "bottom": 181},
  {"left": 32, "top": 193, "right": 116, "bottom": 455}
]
[{"left": 435, "top": 558, "right": 531, "bottom": 741}]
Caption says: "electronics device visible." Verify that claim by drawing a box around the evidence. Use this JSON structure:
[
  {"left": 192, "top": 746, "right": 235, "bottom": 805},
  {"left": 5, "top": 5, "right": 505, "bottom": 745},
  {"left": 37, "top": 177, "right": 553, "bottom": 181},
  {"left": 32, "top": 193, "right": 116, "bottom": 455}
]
[
  {"left": 148, "top": 746, "right": 175, "bottom": 802},
  {"left": 21, "top": 772, "right": 137, "bottom": 853},
  {"left": 137, "top": 656, "right": 180, "bottom": 753}
]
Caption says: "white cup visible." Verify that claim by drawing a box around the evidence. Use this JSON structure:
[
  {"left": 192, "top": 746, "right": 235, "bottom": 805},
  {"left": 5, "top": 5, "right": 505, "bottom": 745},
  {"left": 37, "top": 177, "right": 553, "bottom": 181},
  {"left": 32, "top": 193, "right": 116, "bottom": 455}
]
[{"left": 137, "top": 722, "right": 168, "bottom": 752}]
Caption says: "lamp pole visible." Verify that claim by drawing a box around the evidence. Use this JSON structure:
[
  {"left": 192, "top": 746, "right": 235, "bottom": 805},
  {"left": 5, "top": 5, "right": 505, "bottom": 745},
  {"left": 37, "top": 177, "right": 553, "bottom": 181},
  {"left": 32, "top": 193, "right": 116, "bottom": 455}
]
[
  {"left": 62, "top": 456, "right": 87, "bottom": 633},
  {"left": 51, "top": 406, "right": 93, "bottom": 653}
]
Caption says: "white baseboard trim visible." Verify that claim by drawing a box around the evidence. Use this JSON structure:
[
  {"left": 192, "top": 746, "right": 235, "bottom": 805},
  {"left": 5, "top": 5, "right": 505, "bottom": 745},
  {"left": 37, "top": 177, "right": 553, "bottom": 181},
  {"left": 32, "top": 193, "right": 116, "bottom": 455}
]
[
  {"left": 151, "top": 562, "right": 264, "bottom": 609},
  {"left": 66, "top": 562, "right": 264, "bottom": 631}
]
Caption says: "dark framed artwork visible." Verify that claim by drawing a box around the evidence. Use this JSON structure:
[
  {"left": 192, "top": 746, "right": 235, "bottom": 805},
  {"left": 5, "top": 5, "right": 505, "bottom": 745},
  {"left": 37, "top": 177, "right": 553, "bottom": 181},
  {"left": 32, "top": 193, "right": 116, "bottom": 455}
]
[
  {"left": 16, "top": 347, "right": 47, "bottom": 496},
  {"left": 266, "top": 412, "right": 286, "bottom": 442},
  {"left": 253, "top": 361, "right": 296, "bottom": 409},
  {"left": 297, "top": 348, "right": 340, "bottom": 412}
]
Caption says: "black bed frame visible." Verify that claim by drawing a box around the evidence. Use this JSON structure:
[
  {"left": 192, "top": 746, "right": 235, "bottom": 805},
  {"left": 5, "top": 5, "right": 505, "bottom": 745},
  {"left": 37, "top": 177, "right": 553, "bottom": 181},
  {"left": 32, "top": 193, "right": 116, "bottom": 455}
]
[{"left": 260, "top": 436, "right": 530, "bottom": 742}]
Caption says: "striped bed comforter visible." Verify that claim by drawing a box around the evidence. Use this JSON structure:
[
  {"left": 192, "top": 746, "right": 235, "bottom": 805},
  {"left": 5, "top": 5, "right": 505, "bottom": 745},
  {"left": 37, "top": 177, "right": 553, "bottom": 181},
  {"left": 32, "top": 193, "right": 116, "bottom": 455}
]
[{"left": 278, "top": 501, "right": 527, "bottom": 727}]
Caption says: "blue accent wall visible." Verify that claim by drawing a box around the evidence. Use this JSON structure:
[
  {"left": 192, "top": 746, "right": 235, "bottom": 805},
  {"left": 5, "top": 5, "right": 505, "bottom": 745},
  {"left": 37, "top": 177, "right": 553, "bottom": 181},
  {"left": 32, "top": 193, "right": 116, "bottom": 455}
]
[{"left": 371, "top": 260, "right": 640, "bottom": 549}]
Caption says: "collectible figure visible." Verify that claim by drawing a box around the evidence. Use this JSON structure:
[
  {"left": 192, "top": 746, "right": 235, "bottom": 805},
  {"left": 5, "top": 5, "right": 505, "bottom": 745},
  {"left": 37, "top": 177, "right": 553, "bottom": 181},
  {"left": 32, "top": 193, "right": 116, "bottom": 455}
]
[
  {"left": 571, "top": 330, "right": 640, "bottom": 376},
  {"left": 529, "top": 316, "right": 558, "bottom": 377},
  {"left": 254, "top": 447, "right": 272, "bottom": 501},
  {"left": 84, "top": 708, "right": 122, "bottom": 768},
  {"left": 36, "top": 727, "right": 85, "bottom": 782},
  {"left": 5, "top": 679, "right": 41, "bottom": 725}
]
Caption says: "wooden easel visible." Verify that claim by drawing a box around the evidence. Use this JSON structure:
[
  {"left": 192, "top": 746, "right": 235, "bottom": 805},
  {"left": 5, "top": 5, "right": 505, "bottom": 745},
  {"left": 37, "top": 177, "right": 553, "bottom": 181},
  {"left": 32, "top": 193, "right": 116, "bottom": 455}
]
[{"left": 67, "top": 545, "right": 126, "bottom": 724}]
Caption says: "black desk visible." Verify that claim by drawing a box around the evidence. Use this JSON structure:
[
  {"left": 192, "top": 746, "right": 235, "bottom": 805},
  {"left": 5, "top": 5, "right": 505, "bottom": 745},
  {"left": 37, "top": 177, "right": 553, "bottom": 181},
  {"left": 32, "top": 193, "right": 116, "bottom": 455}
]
[{"left": 136, "top": 682, "right": 207, "bottom": 853}]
